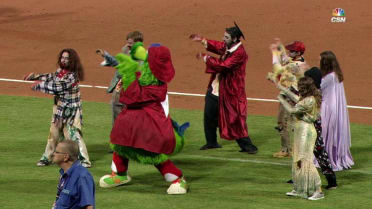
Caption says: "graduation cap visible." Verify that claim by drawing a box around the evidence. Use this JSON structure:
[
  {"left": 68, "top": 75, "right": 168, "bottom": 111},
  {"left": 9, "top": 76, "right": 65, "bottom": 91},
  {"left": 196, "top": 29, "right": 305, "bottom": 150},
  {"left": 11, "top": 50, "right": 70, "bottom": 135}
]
[
  {"left": 234, "top": 21, "right": 245, "bottom": 40},
  {"left": 226, "top": 21, "right": 245, "bottom": 40}
]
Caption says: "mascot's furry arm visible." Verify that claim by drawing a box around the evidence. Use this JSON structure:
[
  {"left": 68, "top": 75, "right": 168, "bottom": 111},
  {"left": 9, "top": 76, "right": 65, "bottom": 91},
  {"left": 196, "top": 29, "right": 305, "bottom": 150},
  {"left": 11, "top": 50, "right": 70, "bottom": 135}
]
[
  {"left": 115, "top": 42, "right": 161, "bottom": 91},
  {"left": 114, "top": 53, "right": 139, "bottom": 91}
]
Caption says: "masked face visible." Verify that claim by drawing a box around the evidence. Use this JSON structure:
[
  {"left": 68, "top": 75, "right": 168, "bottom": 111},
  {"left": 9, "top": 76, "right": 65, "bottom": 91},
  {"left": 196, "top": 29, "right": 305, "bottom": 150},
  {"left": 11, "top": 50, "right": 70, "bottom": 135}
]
[
  {"left": 288, "top": 50, "right": 301, "bottom": 59},
  {"left": 60, "top": 52, "right": 69, "bottom": 68},
  {"left": 223, "top": 32, "right": 235, "bottom": 48}
]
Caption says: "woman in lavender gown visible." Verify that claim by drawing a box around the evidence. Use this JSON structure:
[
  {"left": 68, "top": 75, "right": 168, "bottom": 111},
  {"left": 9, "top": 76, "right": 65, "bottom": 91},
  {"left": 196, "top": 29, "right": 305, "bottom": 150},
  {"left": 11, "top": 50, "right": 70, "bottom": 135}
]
[{"left": 320, "top": 51, "right": 354, "bottom": 171}]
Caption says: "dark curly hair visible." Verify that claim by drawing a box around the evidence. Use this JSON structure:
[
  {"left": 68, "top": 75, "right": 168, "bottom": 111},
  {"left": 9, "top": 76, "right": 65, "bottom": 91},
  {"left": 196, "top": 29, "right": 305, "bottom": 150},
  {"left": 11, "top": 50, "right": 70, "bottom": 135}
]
[
  {"left": 298, "top": 77, "right": 322, "bottom": 108},
  {"left": 57, "top": 48, "right": 84, "bottom": 81}
]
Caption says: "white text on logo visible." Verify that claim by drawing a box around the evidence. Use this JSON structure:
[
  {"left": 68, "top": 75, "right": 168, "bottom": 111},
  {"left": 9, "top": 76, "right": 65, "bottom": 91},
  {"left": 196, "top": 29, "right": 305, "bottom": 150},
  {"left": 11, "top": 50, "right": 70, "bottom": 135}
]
[{"left": 331, "top": 17, "right": 346, "bottom": 23}]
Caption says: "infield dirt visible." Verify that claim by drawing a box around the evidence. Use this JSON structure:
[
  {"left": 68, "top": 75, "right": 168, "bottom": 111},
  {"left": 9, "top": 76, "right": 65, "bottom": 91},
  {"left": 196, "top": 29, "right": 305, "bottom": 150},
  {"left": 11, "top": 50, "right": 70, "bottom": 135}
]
[{"left": 1, "top": 0, "right": 371, "bottom": 124}]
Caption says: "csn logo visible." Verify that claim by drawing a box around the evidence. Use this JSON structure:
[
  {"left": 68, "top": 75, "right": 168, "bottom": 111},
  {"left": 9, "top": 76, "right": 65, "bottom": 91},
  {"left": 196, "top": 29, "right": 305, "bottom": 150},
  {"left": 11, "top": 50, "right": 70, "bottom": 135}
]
[{"left": 331, "top": 8, "right": 346, "bottom": 23}]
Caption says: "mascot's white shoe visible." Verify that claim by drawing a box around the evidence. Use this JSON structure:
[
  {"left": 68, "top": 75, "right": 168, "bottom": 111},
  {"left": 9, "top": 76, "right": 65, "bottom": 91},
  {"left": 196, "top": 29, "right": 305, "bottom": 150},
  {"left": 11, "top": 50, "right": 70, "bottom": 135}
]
[
  {"left": 167, "top": 177, "right": 188, "bottom": 195},
  {"left": 99, "top": 172, "right": 131, "bottom": 188}
]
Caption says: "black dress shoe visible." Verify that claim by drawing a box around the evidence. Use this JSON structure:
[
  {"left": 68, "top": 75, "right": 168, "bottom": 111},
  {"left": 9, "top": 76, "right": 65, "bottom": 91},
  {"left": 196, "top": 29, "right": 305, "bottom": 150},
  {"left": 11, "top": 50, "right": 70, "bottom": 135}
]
[
  {"left": 325, "top": 184, "right": 337, "bottom": 190},
  {"left": 239, "top": 144, "right": 258, "bottom": 154},
  {"left": 200, "top": 144, "right": 222, "bottom": 150}
]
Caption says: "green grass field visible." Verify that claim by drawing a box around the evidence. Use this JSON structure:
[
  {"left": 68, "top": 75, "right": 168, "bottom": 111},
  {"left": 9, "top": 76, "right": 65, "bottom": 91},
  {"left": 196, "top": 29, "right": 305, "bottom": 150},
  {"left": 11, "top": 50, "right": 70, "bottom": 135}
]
[{"left": 1, "top": 94, "right": 372, "bottom": 209}]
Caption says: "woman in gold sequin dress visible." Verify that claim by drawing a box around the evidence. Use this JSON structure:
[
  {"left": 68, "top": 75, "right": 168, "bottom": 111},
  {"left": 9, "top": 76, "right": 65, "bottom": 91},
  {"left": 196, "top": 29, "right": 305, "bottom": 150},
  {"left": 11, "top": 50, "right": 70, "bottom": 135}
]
[{"left": 278, "top": 76, "right": 324, "bottom": 200}]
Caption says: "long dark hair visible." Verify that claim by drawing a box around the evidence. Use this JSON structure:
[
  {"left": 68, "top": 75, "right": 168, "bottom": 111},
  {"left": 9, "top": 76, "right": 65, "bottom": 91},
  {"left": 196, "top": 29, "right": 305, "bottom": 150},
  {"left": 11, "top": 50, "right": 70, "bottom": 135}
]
[
  {"left": 298, "top": 77, "right": 322, "bottom": 109},
  {"left": 320, "top": 51, "right": 344, "bottom": 82},
  {"left": 57, "top": 48, "right": 84, "bottom": 81}
]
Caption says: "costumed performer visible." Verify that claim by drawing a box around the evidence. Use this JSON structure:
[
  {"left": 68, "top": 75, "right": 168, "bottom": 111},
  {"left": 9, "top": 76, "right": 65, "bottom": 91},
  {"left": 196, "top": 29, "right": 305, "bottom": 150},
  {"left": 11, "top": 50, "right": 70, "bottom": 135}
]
[
  {"left": 319, "top": 51, "right": 353, "bottom": 171},
  {"left": 24, "top": 48, "right": 91, "bottom": 168},
  {"left": 98, "top": 44, "right": 188, "bottom": 195},
  {"left": 268, "top": 38, "right": 308, "bottom": 158},
  {"left": 189, "top": 22, "right": 258, "bottom": 154},
  {"left": 274, "top": 67, "right": 338, "bottom": 189},
  {"left": 278, "top": 77, "right": 324, "bottom": 200}
]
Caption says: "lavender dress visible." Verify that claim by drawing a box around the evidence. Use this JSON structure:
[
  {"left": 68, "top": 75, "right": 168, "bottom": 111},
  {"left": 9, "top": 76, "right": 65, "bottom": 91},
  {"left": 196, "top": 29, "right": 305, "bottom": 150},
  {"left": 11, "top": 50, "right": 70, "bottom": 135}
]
[{"left": 321, "top": 72, "right": 354, "bottom": 171}]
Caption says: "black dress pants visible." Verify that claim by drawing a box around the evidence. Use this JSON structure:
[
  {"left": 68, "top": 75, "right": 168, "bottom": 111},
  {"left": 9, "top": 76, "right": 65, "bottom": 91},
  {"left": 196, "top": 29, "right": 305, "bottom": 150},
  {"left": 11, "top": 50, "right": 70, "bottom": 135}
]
[
  {"left": 203, "top": 90, "right": 220, "bottom": 146},
  {"left": 203, "top": 90, "right": 256, "bottom": 152}
]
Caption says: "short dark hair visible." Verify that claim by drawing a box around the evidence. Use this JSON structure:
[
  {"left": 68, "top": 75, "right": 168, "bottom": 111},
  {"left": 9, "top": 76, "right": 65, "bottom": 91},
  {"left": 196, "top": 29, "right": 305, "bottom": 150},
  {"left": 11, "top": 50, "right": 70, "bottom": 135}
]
[
  {"left": 126, "top": 31, "right": 144, "bottom": 42},
  {"left": 57, "top": 48, "right": 84, "bottom": 81},
  {"left": 225, "top": 27, "right": 240, "bottom": 40},
  {"left": 59, "top": 140, "right": 79, "bottom": 162}
]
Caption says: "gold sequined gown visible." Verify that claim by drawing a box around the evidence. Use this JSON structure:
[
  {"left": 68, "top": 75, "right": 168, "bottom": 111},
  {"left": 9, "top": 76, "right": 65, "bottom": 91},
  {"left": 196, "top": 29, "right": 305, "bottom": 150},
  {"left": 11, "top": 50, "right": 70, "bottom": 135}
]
[{"left": 281, "top": 96, "right": 321, "bottom": 198}]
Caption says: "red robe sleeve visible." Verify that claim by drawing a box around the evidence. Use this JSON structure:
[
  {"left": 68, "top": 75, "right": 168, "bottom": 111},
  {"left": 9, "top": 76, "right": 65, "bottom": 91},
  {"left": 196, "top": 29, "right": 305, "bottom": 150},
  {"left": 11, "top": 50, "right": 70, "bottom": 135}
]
[
  {"left": 205, "top": 48, "right": 245, "bottom": 74},
  {"left": 206, "top": 40, "right": 226, "bottom": 55}
]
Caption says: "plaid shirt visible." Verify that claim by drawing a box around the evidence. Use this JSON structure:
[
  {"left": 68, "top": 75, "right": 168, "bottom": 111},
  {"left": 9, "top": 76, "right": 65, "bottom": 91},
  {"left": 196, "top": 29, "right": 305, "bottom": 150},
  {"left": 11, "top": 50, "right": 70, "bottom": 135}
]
[{"left": 32, "top": 68, "right": 82, "bottom": 126}]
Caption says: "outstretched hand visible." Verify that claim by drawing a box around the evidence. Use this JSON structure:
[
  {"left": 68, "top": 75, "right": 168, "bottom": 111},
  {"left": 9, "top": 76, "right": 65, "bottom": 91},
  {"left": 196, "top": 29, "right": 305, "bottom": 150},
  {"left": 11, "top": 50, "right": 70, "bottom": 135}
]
[
  {"left": 266, "top": 73, "right": 276, "bottom": 83},
  {"left": 269, "top": 38, "right": 282, "bottom": 51},
  {"left": 196, "top": 52, "right": 206, "bottom": 60},
  {"left": 23, "top": 73, "right": 34, "bottom": 81},
  {"left": 277, "top": 94, "right": 286, "bottom": 103},
  {"left": 269, "top": 43, "right": 278, "bottom": 51},
  {"left": 95, "top": 49, "right": 104, "bottom": 57},
  {"left": 189, "top": 34, "right": 203, "bottom": 42},
  {"left": 274, "top": 38, "right": 281, "bottom": 45}
]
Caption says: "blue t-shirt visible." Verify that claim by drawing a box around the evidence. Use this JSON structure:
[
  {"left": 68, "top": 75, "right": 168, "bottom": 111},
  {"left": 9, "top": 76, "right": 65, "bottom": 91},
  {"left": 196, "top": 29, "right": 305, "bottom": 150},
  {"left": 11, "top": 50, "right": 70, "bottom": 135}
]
[{"left": 53, "top": 161, "right": 95, "bottom": 209}]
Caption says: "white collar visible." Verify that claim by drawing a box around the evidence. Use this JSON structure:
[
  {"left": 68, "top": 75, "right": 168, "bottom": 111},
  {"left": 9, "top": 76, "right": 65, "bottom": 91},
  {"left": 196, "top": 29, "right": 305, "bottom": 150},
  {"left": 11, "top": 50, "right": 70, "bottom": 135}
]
[{"left": 227, "top": 42, "right": 242, "bottom": 53}]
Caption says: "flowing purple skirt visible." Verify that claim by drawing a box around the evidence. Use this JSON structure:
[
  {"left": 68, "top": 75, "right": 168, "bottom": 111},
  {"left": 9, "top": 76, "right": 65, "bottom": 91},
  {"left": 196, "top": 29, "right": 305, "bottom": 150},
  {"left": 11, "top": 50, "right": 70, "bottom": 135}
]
[{"left": 321, "top": 72, "right": 354, "bottom": 171}]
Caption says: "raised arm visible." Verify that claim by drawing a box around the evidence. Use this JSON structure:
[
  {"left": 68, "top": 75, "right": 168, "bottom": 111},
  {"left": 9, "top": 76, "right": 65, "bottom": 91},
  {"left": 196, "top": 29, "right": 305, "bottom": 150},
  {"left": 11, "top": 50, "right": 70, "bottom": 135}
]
[
  {"left": 115, "top": 53, "right": 139, "bottom": 91},
  {"left": 278, "top": 95, "right": 297, "bottom": 114},
  {"left": 189, "top": 34, "right": 226, "bottom": 55},
  {"left": 24, "top": 69, "right": 60, "bottom": 81},
  {"left": 278, "top": 95, "right": 315, "bottom": 117},
  {"left": 102, "top": 51, "right": 119, "bottom": 67},
  {"left": 205, "top": 49, "right": 245, "bottom": 74},
  {"left": 205, "top": 39, "right": 227, "bottom": 55},
  {"left": 96, "top": 49, "right": 119, "bottom": 67},
  {"left": 277, "top": 83, "right": 300, "bottom": 103},
  {"left": 31, "top": 72, "right": 77, "bottom": 95}
]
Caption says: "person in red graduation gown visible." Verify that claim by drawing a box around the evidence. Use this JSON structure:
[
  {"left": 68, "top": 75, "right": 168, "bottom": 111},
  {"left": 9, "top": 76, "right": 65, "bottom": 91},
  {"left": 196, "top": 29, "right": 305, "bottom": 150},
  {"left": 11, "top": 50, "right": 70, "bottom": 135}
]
[{"left": 190, "top": 22, "right": 258, "bottom": 154}]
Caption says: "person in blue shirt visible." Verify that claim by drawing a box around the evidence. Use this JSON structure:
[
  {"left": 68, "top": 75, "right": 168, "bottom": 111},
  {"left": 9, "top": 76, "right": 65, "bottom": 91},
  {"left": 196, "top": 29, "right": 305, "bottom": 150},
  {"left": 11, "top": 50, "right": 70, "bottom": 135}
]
[{"left": 52, "top": 140, "right": 95, "bottom": 209}]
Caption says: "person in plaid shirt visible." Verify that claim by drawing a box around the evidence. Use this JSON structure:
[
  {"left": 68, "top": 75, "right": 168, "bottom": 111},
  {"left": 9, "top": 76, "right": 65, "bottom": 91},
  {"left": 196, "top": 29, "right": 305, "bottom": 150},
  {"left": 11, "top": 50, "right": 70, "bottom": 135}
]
[{"left": 24, "top": 48, "right": 91, "bottom": 168}]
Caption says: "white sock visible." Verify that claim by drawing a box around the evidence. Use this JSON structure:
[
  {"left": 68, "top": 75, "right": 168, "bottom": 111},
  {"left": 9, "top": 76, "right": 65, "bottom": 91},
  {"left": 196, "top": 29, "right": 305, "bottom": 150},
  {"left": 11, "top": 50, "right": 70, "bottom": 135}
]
[
  {"left": 164, "top": 173, "right": 179, "bottom": 182},
  {"left": 111, "top": 161, "right": 117, "bottom": 173}
]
